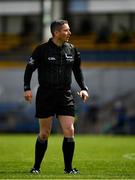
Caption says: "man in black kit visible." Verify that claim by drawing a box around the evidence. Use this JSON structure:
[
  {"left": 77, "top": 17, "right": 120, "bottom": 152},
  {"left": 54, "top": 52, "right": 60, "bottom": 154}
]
[{"left": 24, "top": 20, "right": 89, "bottom": 174}]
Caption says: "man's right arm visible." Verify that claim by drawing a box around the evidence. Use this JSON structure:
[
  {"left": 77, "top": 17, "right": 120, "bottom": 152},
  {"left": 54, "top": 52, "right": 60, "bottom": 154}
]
[
  {"left": 23, "top": 58, "right": 37, "bottom": 103},
  {"left": 24, "top": 57, "right": 37, "bottom": 91},
  {"left": 24, "top": 46, "right": 40, "bottom": 102}
]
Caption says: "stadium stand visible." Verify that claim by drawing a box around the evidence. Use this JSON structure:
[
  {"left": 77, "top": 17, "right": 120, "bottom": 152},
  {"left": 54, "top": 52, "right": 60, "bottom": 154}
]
[{"left": 0, "top": 34, "right": 21, "bottom": 52}]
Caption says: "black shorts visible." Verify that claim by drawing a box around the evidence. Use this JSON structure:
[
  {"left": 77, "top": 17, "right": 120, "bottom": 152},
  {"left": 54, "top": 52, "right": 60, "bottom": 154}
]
[{"left": 35, "top": 87, "right": 75, "bottom": 118}]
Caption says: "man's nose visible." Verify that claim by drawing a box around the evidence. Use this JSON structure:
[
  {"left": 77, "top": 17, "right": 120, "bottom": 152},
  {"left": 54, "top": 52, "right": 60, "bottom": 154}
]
[{"left": 69, "top": 30, "right": 71, "bottom": 35}]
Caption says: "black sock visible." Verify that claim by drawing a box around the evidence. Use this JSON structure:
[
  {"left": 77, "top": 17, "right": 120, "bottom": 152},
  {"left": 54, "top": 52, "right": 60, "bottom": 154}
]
[
  {"left": 62, "top": 137, "right": 75, "bottom": 171},
  {"left": 33, "top": 136, "right": 48, "bottom": 170}
]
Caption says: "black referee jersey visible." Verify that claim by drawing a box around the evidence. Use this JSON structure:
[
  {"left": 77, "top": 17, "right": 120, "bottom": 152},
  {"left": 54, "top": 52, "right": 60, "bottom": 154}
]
[{"left": 24, "top": 38, "right": 88, "bottom": 92}]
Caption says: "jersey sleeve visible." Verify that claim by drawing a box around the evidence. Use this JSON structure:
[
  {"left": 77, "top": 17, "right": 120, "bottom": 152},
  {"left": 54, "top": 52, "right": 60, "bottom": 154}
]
[
  {"left": 24, "top": 46, "right": 41, "bottom": 91},
  {"left": 72, "top": 48, "right": 88, "bottom": 91}
]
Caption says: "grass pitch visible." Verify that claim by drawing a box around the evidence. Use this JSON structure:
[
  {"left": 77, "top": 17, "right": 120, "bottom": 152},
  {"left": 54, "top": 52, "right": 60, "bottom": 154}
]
[{"left": 0, "top": 134, "right": 135, "bottom": 179}]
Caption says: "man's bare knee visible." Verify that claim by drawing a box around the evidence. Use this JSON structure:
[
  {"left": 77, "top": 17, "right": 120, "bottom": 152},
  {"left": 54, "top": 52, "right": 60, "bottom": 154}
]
[
  {"left": 39, "top": 130, "right": 50, "bottom": 140},
  {"left": 64, "top": 126, "right": 74, "bottom": 137}
]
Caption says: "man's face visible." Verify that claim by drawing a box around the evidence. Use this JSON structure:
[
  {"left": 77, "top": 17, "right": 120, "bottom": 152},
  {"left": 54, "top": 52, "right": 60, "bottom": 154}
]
[{"left": 55, "top": 23, "right": 71, "bottom": 42}]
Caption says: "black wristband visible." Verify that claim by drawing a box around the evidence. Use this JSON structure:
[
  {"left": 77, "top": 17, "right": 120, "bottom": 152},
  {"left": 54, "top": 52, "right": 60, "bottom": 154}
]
[
  {"left": 81, "top": 86, "right": 88, "bottom": 92},
  {"left": 24, "top": 85, "right": 31, "bottom": 91}
]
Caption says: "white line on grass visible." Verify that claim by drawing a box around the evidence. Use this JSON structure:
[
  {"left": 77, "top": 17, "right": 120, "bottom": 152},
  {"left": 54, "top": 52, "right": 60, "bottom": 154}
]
[{"left": 123, "top": 153, "right": 135, "bottom": 160}]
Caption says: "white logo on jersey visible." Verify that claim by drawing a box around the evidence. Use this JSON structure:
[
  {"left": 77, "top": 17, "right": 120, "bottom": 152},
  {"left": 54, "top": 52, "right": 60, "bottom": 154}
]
[
  {"left": 65, "top": 53, "right": 73, "bottom": 61},
  {"left": 48, "top": 57, "right": 56, "bottom": 61},
  {"left": 29, "top": 57, "right": 35, "bottom": 65}
]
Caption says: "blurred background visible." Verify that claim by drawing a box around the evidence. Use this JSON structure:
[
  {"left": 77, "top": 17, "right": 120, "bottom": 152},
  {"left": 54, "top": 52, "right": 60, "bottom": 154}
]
[{"left": 0, "top": 0, "right": 135, "bottom": 135}]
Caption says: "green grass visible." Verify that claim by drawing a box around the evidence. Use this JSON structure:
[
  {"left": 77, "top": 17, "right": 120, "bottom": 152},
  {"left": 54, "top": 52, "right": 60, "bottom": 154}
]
[{"left": 0, "top": 134, "right": 135, "bottom": 179}]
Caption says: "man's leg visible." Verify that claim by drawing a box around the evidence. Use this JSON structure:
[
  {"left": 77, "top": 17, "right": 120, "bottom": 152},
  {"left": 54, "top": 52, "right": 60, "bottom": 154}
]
[
  {"left": 59, "top": 115, "right": 78, "bottom": 173},
  {"left": 31, "top": 116, "right": 53, "bottom": 173}
]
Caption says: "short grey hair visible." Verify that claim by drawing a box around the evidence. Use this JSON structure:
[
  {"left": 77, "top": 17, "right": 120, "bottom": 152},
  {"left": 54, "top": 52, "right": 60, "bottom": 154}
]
[{"left": 50, "top": 20, "right": 68, "bottom": 36}]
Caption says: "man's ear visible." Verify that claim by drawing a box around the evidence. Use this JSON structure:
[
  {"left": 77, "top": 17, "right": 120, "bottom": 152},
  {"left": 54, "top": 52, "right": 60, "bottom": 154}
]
[{"left": 54, "top": 30, "right": 59, "bottom": 37}]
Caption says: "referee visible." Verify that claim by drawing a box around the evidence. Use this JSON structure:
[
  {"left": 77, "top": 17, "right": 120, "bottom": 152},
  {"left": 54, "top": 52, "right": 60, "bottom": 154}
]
[{"left": 24, "top": 20, "right": 89, "bottom": 174}]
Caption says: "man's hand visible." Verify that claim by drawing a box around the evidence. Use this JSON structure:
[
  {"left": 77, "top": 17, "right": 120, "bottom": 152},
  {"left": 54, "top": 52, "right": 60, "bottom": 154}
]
[
  {"left": 24, "top": 90, "right": 32, "bottom": 103},
  {"left": 77, "top": 90, "right": 89, "bottom": 102}
]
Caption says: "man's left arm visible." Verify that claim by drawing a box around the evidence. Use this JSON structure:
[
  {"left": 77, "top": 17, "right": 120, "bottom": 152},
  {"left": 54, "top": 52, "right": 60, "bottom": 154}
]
[{"left": 72, "top": 48, "right": 89, "bottom": 102}]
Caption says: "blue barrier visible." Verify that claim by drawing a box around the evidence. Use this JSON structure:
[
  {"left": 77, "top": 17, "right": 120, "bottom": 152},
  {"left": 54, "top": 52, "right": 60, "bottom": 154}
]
[{"left": 80, "top": 50, "right": 135, "bottom": 62}]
